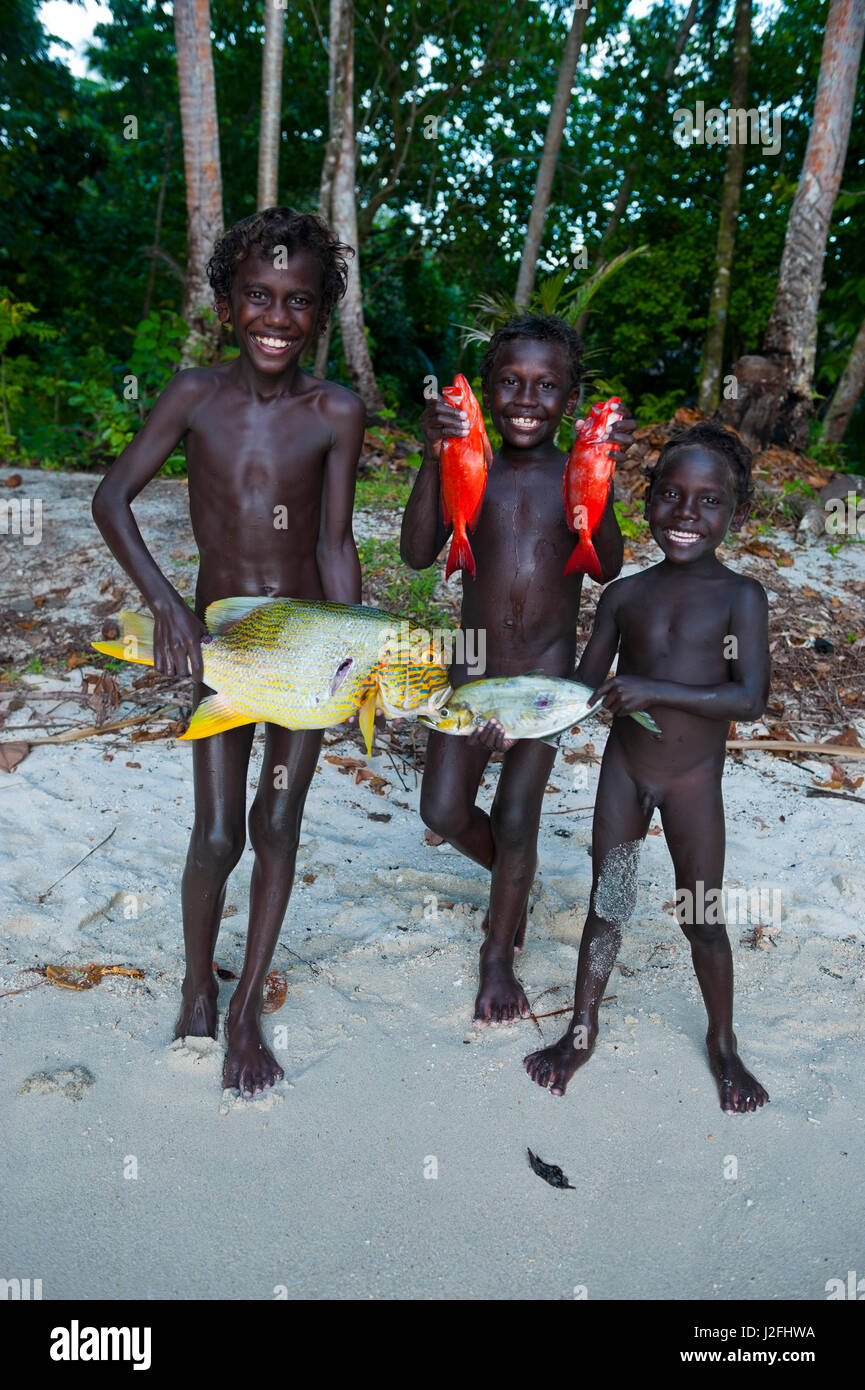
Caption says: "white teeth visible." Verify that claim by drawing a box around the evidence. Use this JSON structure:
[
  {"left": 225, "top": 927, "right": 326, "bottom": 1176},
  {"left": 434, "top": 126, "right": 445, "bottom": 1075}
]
[
  {"left": 253, "top": 335, "right": 290, "bottom": 348},
  {"left": 667, "top": 530, "right": 700, "bottom": 544},
  {"left": 510, "top": 417, "right": 539, "bottom": 426}
]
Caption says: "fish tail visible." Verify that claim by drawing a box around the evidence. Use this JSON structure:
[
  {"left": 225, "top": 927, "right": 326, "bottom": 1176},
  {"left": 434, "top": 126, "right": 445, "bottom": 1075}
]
[
  {"left": 445, "top": 524, "right": 476, "bottom": 580},
  {"left": 629, "top": 709, "right": 662, "bottom": 735},
  {"left": 563, "top": 537, "right": 602, "bottom": 582},
  {"left": 91, "top": 610, "right": 155, "bottom": 666}
]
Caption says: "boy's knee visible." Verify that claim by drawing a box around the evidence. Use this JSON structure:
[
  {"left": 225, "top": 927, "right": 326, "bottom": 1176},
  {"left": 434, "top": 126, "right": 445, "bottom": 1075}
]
[
  {"left": 190, "top": 822, "right": 245, "bottom": 873},
  {"left": 490, "top": 799, "right": 533, "bottom": 850},
  {"left": 248, "top": 796, "right": 302, "bottom": 855},
  {"left": 420, "top": 786, "right": 462, "bottom": 840}
]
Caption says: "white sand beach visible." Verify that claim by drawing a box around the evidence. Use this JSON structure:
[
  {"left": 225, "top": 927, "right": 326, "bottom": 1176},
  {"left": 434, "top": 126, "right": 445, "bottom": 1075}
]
[{"left": 2, "top": 466, "right": 864, "bottom": 1300}]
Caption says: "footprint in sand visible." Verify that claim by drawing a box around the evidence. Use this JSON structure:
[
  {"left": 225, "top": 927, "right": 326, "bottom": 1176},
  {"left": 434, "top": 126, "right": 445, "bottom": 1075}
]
[{"left": 18, "top": 1064, "right": 95, "bottom": 1101}]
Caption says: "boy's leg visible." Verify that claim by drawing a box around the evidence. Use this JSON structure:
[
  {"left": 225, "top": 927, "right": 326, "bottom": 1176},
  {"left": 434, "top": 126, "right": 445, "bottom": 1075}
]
[
  {"left": 660, "top": 778, "right": 769, "bottom": 1114},
  {"left": 524, "top": 733, "right": 652, "bottom": 1093},
  {"left": 176, "top": 695, "right": 255, "bottom": 1040},
  {"left": 223, "top": 723, "right": 323, "bottom": 1096},
  {"left": 420, "top": 728, "right": 535, "bottom": 953},
  {"left": 474, "top": 738, "right": 558, "bottom": 1025}
]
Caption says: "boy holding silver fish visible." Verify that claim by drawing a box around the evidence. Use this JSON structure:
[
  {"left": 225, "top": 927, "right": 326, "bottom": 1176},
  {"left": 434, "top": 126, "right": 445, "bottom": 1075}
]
[
  {"left": 401, "top": 315, "right": 636, "bottom": 1026},
  {"left": 92, "top": 209, "right": 365, "bottom": 1097},
  {"left": 524, "top": 422, "right": 770, "bottom": 1114}
]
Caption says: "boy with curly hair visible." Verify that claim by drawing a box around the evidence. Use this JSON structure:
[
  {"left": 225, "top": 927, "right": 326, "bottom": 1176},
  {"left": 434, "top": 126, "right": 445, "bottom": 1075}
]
[
  {"left": 92, "top": 207, "right": 365, "bottom": 1096},
  {"left": 524, "top": 422, "right": 771, "bottom": 1113}
]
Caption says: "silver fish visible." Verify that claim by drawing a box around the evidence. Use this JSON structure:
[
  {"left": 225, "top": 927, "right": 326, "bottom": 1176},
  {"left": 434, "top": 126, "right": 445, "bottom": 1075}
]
[{"left": 418, "top": 674, "right": 662, "bottom": 741}]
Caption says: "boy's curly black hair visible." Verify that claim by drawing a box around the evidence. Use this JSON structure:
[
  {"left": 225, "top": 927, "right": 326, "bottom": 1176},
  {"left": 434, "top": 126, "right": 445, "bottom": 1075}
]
[
  {"left": 206, "top": 207, "right": 352, "bottom": 324},
  {"left": 648, "top": 421, "right": 753, "bottom": 508},
  {"left": 479, "top": 314, "right": 584, "bottom": 396}
]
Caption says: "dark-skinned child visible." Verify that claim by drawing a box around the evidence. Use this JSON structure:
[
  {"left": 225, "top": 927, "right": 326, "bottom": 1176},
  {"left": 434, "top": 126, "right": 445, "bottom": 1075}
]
[
  {"left": 400, "top": 315, "right": 636, "bottom": 1028},
  {"left": 92, "top": 207, "right": 365, "bottom": 1097},
  {"left": 524, "top": 422, "right": 771, "bottom": 1114}
]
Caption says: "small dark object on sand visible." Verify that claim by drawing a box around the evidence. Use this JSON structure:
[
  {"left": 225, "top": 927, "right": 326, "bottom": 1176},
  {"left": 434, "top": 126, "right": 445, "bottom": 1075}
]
[{"left": 527, "top": 1147, "right": 575, "bottom": 1189}]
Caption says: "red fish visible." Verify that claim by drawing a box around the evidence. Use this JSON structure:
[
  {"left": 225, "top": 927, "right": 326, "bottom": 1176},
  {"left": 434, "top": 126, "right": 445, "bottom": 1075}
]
[
  {"left": 440, "top": 374, "right": 492, "bottom": 580},
  {"left": 562, "top": 396, "right": 623, "bottom": 580}
]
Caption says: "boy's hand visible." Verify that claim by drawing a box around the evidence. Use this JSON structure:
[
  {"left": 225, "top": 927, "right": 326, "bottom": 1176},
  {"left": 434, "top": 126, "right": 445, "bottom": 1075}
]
[
  {"left": 573, "top": 409, "right": 638, "bottom": 454},
  {"left": 590, "top": 675, "right": 663, "bottom": 716},
  {"left": 468, "top": 717, "right": 515, "bottom": 752},
  {"left": 152, "top": 599, "right": 208, "bottom": 681},
  {"left": 420, "top": 394, "right": 469, "bottom": 461}
]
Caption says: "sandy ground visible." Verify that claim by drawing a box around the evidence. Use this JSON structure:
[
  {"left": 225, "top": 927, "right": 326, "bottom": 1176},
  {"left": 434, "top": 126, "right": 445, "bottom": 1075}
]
[{"left": 2, "top": 467, "right": 865, "bottom": 1300}]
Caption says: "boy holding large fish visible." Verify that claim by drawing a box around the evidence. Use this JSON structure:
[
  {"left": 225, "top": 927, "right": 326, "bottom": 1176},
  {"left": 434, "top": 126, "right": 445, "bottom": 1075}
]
[
  {"left": 91, "top": 208, "right": 370, "bottom": 1097},
  {"left": 401, "top": 315, "right": 636, "bottom": 1026},
  {"left": 524, "top": 422, "right": 770, "bottom": 1114}
]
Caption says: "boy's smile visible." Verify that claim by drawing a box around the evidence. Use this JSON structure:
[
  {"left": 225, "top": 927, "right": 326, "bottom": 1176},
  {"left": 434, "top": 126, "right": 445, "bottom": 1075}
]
[
  {"left": 221, "top": 247, "right": 324, "bottom": 377},
  {"left": 484, "top": 340, "right": 578, "bottom": 458},
  {"left": 648, "top": 449, "right": 745, "bottom": 566}
]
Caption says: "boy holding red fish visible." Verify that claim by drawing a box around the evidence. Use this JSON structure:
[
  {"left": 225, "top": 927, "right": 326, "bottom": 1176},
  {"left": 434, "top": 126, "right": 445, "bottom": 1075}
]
[
  {"left": 92, "top": 208, "right": 365, "bottom": 1097},
  {"left": 524, "top": 422, "right": 770, "bottom": 1114},
  {"left": 401, "top": 315, "right": 636, "bottom": 1026}
]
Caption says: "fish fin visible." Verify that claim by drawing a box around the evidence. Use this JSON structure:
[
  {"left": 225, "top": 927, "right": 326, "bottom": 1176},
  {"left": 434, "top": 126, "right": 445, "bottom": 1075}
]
[
  {"left": 205, "top": 596, "right": 280, "bottom": 635},
  {"left": 522, "top": 669, "right": 545, "bottom": 677},
  {"left": 540, "top": 735, "right": 560, "bottom": 747},
  {"left": 357, "top": 686, "right": 377, "bottom": 758},
  {"left": 482, "top": 428, "right": 493, "bottom": 468},
  {"left": 177, "top": 694, "right": 256, "bottom": 741},
  {"left": 445, "top": 527, "right": 476, "bottom": 580},
  {"left": 563, "top": 537, "right": 603, "bottom": 582},
  {"left": 91, "top": 610, "right": 155, "bottom": 666},
  {"left": 629, "top": 710, "right": 662, "bottom": 735}
]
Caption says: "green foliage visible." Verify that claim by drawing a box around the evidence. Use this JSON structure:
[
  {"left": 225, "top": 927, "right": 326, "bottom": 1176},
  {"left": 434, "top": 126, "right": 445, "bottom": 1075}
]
[
  {"left": 358, "top": 537, "right": 449, "bottom": 628},
  {"left": 613, "top": 499, "right": 649, "bottom": 541}
]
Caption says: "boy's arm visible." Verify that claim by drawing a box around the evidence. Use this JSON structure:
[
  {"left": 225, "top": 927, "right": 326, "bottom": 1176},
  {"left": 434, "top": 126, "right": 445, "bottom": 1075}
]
[
  {"left": 592, "top": 581, "right": 770, "bottom": 721},
  {"left": 399, "top": 394, "right": 460, "bottom": 571},
  {"left": 91, "top": 371, "right": 209, "bottom": 679},
  {"left": 591, "top": 484, "right": 625, "bottom": 584},
  {"left": 315, "top": 392, "right": 365, "bottom": 604},
  {"left": 575, "top": 584, "right": 621, "bottom": 688}
]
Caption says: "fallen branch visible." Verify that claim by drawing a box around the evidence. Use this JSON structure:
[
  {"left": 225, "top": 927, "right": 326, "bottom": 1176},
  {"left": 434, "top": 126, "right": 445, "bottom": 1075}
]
[
  {"left": 27, "top": 704, "right": 180, "bottom": 745},
  {"left": 37, "top": 827, "right": 117, "bottom": 902},
  {"left": 726, "top": 739, "right": 865, "bottom": 759},
  {"left": 806, "top": 787, "right": 865, "bottom": 805}
]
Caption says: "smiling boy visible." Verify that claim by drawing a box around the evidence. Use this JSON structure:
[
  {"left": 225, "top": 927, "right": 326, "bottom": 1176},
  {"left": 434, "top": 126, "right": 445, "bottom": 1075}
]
[
  {"left": 92, "top": 208, "right": 365, "bottom": 1096},
  {"left": 524, "top": 422, "right": 770, "bottom": 1113},
  {"left": 401, "top": 315, "right": 635, "bottom": 1026}
]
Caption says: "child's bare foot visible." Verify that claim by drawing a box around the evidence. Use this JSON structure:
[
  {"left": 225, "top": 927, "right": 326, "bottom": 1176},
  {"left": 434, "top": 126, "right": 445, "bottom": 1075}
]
[
  {"left": 174, "top": 977, "right": 219, "bottom": 1040},
  {"left": 524, "top": 1022, "right": 597, "bottom": 1095},
  {"left": 708, "top": 1032, "right": 769, "bottom": 1114},
  {"left": 223, "top": 1004, "right": 284, "bottom": 1096},
  {"left": 473, "top": 942, "right": 530, "bottom": 1026}
]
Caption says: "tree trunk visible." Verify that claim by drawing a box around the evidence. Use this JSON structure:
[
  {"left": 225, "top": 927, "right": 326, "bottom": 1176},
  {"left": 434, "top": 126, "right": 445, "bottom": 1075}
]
[
  {"left": 257, "top": 0, "right": 285, "bottom": 209},
  {"left": 174, "top": 0, "right": 224, "bottom": 367},
  {"left": 719, "top": 0, "right": 865, "bottom": 450},
  {"left": 314, "top": 0, "right": 350, "bottom": 379},
  {"left": 331, "top": 18, "right": 384, "bottom": 414},
  {"left": 575, "top": 0, "right": 699, "bottom": 335},
  {"left": 514, "top": 1, "right": 592, "bottom": 308},
  {"left": 697, "top": 0, "right": 751, "bottom": 414},
  {"left": 822, "top": 312, "right": 865, "bottom": 443},
  {"left": 315, "top": 2, "right": 383, "bottom": 413}
]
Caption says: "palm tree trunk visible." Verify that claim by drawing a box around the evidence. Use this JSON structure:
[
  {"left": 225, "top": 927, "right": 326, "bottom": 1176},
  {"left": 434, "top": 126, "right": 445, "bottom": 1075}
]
[
  {"left": 822, "top": 312, "right": 865, "bottom": 442},
  {"left": 697, "top": 0, "right": 751, "bottom": 414},
  {"left": 174, "top": 0, "right": 224, "bottom": 367},
  {"left": 257, "top": 0, "right": 285, "bottom": 209},
  {"left": 314, "top": 0, "right": 350, "bottom": 379},
  {"left": 514, "top": 1, "right": 592, "bottom": 308},
  {"left": 720, "top": 0, "right": 865, "bottom": 449}
]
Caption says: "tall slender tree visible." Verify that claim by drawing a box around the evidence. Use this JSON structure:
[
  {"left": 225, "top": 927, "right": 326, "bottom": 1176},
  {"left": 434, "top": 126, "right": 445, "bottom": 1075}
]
[
  {"left": 257, "top": 0, "right": 285, "bottom": 209},
  {"left": 822, "top": 311, "right": 865, "bottom": 441},
  {"left": 720, "top": 0, "right": 865, "bottom": 449},
  {"left": 173, "top": 0, "right": 223, "bottom": 366},
  {"left": 697, "top": 0, "right": 751, "bottom": 414},
  {"left": 514, "top": 1, "right": 592, "bottom": 307},
  {"left": 315, "top": 0, "right": 383, "bottom": 413}
]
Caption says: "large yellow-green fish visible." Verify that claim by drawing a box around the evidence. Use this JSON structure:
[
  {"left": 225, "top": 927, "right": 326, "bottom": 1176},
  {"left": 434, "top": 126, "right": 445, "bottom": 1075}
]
[
  {"left": 92, "top": 597, "right": 450, "bottom": 755},
  {"left": 418, "top": 674, "right": 662, "bottom": 741}
]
